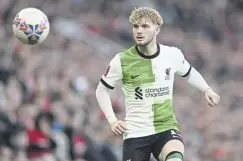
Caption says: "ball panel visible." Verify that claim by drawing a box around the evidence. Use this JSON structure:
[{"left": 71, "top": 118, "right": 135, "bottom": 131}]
[{"left": 13, "top": 8, "right": 50, "bottom": 45}]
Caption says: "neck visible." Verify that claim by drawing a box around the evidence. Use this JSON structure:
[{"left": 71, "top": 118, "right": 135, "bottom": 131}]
[{"left": 137, "top": 39, "right": 157, "bottom": 56}]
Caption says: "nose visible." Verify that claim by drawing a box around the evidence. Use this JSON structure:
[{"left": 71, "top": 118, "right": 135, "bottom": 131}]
[{"left": 136, "top": 27, "right": 142, "bottom": 35}]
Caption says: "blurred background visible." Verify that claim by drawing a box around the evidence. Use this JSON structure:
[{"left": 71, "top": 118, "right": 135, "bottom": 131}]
[{"left": 0, "top": 0, "right": 243, "bottom": 161}]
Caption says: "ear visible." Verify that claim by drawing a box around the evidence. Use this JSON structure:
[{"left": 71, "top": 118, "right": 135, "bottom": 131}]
[{"left": 155, "top": 27, "right": 160, "bottom": 36}]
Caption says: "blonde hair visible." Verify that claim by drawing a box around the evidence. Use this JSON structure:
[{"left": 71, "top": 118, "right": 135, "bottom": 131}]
[{"left": 129, "top": 7, "right": 163, "bottom": 27}]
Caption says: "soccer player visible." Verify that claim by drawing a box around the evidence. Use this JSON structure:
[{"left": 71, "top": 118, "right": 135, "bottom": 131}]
[{"left": 96, "top": 7, "right": 220, "bottom": 161}]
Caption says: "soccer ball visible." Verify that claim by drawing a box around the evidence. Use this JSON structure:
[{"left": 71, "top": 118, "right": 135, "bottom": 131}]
[{"left": 13, "top": 8, "right": 50, "bottom": 45}]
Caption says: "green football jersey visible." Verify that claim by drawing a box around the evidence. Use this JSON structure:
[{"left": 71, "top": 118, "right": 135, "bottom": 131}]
[{"left": 101, "top": 44, "right": 191, "bottom": 139}]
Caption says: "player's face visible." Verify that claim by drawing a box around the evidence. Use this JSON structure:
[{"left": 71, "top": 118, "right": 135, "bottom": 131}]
[{"left": 132, "top": 19, "right": 160, "bottom": 46}]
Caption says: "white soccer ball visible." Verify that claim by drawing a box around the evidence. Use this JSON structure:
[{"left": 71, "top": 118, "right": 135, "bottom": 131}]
[{"left": 13, "top": 8, "right": 50, "bottom": 45}]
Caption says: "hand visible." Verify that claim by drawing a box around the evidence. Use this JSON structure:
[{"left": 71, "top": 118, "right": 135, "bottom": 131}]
[
  {"left": 110, "top": 120, "right": 127, "bottom": 135},
  {"left": 204, "top": 88, "right": 220, "bottom": 107}
]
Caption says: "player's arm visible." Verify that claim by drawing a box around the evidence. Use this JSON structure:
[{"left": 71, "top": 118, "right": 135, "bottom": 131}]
[
  {"left": 96, "top": 54, "right": 126, "bottom": 135},
  {"left": 175, "top": 48, "right": 220, "bottom": 106},
  {"left": 96, "top": 54, "right": 121, "bottom": 124},
  {"left": 96, "top": 83, "right": 117, "bottom": 124}
]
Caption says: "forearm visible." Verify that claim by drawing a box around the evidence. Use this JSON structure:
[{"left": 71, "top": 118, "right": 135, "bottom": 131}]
[
  {"left": 96, "top": 82, "right": 117, "bottom": 124},
  {"left": 186, "top": 67, "right": 210, "bottom": 92}
]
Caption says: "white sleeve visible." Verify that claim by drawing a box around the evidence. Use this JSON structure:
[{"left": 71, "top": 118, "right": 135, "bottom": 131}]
[
  {"left": 96, "top": 82, "right": 117, "bottom": 124},
  {"left": 175, "top": 48, "right": 192, "bottom": 77},
  {"left": 95, "top": 54, "right": 122, "bottom": 125},
  {"left": 100, "top": 54, "right": 122, "bottom": 89},
  {"left": 174, "top": 48, "right": 210, "bottom": 92},
  {"left": 186, "top": 68, "right": 210, "bottom": 92}
]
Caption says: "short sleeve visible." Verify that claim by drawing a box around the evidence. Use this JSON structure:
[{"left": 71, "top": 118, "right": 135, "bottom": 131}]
[
  {"left": 100, "top": 54, "right": 123, "bottom": 89},
  {"left": 175, "top": 48, "right": 192, "bottom": 77}
]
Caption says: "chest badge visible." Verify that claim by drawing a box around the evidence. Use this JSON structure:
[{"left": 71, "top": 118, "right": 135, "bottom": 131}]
[{"left": 165, "top": 67, "right": 171, "bottom": 80}]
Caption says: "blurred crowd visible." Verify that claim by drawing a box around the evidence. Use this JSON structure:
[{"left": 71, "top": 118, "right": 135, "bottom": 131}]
[{"left": 0, "top": 0, "right": 243, "bottom": 161}]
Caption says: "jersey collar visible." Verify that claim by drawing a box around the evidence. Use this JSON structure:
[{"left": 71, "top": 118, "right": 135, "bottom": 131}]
[{"left": 135, "top": 43, "right": 160, "bottom": 59}]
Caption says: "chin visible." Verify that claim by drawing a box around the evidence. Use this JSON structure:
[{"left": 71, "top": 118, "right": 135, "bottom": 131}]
[
  {"left": 136, "top": 41, "right": 149, "bottom": 47},
  {"left": 135, "top": 38, "right": 152, "bottom": 46}
]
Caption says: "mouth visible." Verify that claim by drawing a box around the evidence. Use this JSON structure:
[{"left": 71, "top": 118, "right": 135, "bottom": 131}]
[{"left": 136, "top": 36, "right": 144, "bottom": 41}]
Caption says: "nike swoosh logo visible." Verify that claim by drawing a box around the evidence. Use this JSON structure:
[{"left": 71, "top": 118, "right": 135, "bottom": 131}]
[{"left": 131, "top": 74, "right": 141, "bottom": 79}]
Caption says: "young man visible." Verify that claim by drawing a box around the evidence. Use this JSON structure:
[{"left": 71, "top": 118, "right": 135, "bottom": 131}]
[{"left": 96, "top": 7, "right": 220, "bottom": 161}]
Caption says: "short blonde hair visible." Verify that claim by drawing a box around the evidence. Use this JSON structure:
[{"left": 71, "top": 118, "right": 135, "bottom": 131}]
[{"left": 129, "top": 7, "right": 163, "bottom": 27}]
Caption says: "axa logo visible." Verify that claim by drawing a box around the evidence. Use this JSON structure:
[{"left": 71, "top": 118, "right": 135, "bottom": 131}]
[{"left": 135, "top": 87, "right": 143, "bottom": 100}]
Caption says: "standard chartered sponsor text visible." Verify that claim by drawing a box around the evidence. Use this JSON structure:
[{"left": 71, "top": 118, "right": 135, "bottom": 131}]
[{"left": 145, "top": 86, "right": 170, "bottom": 97}]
